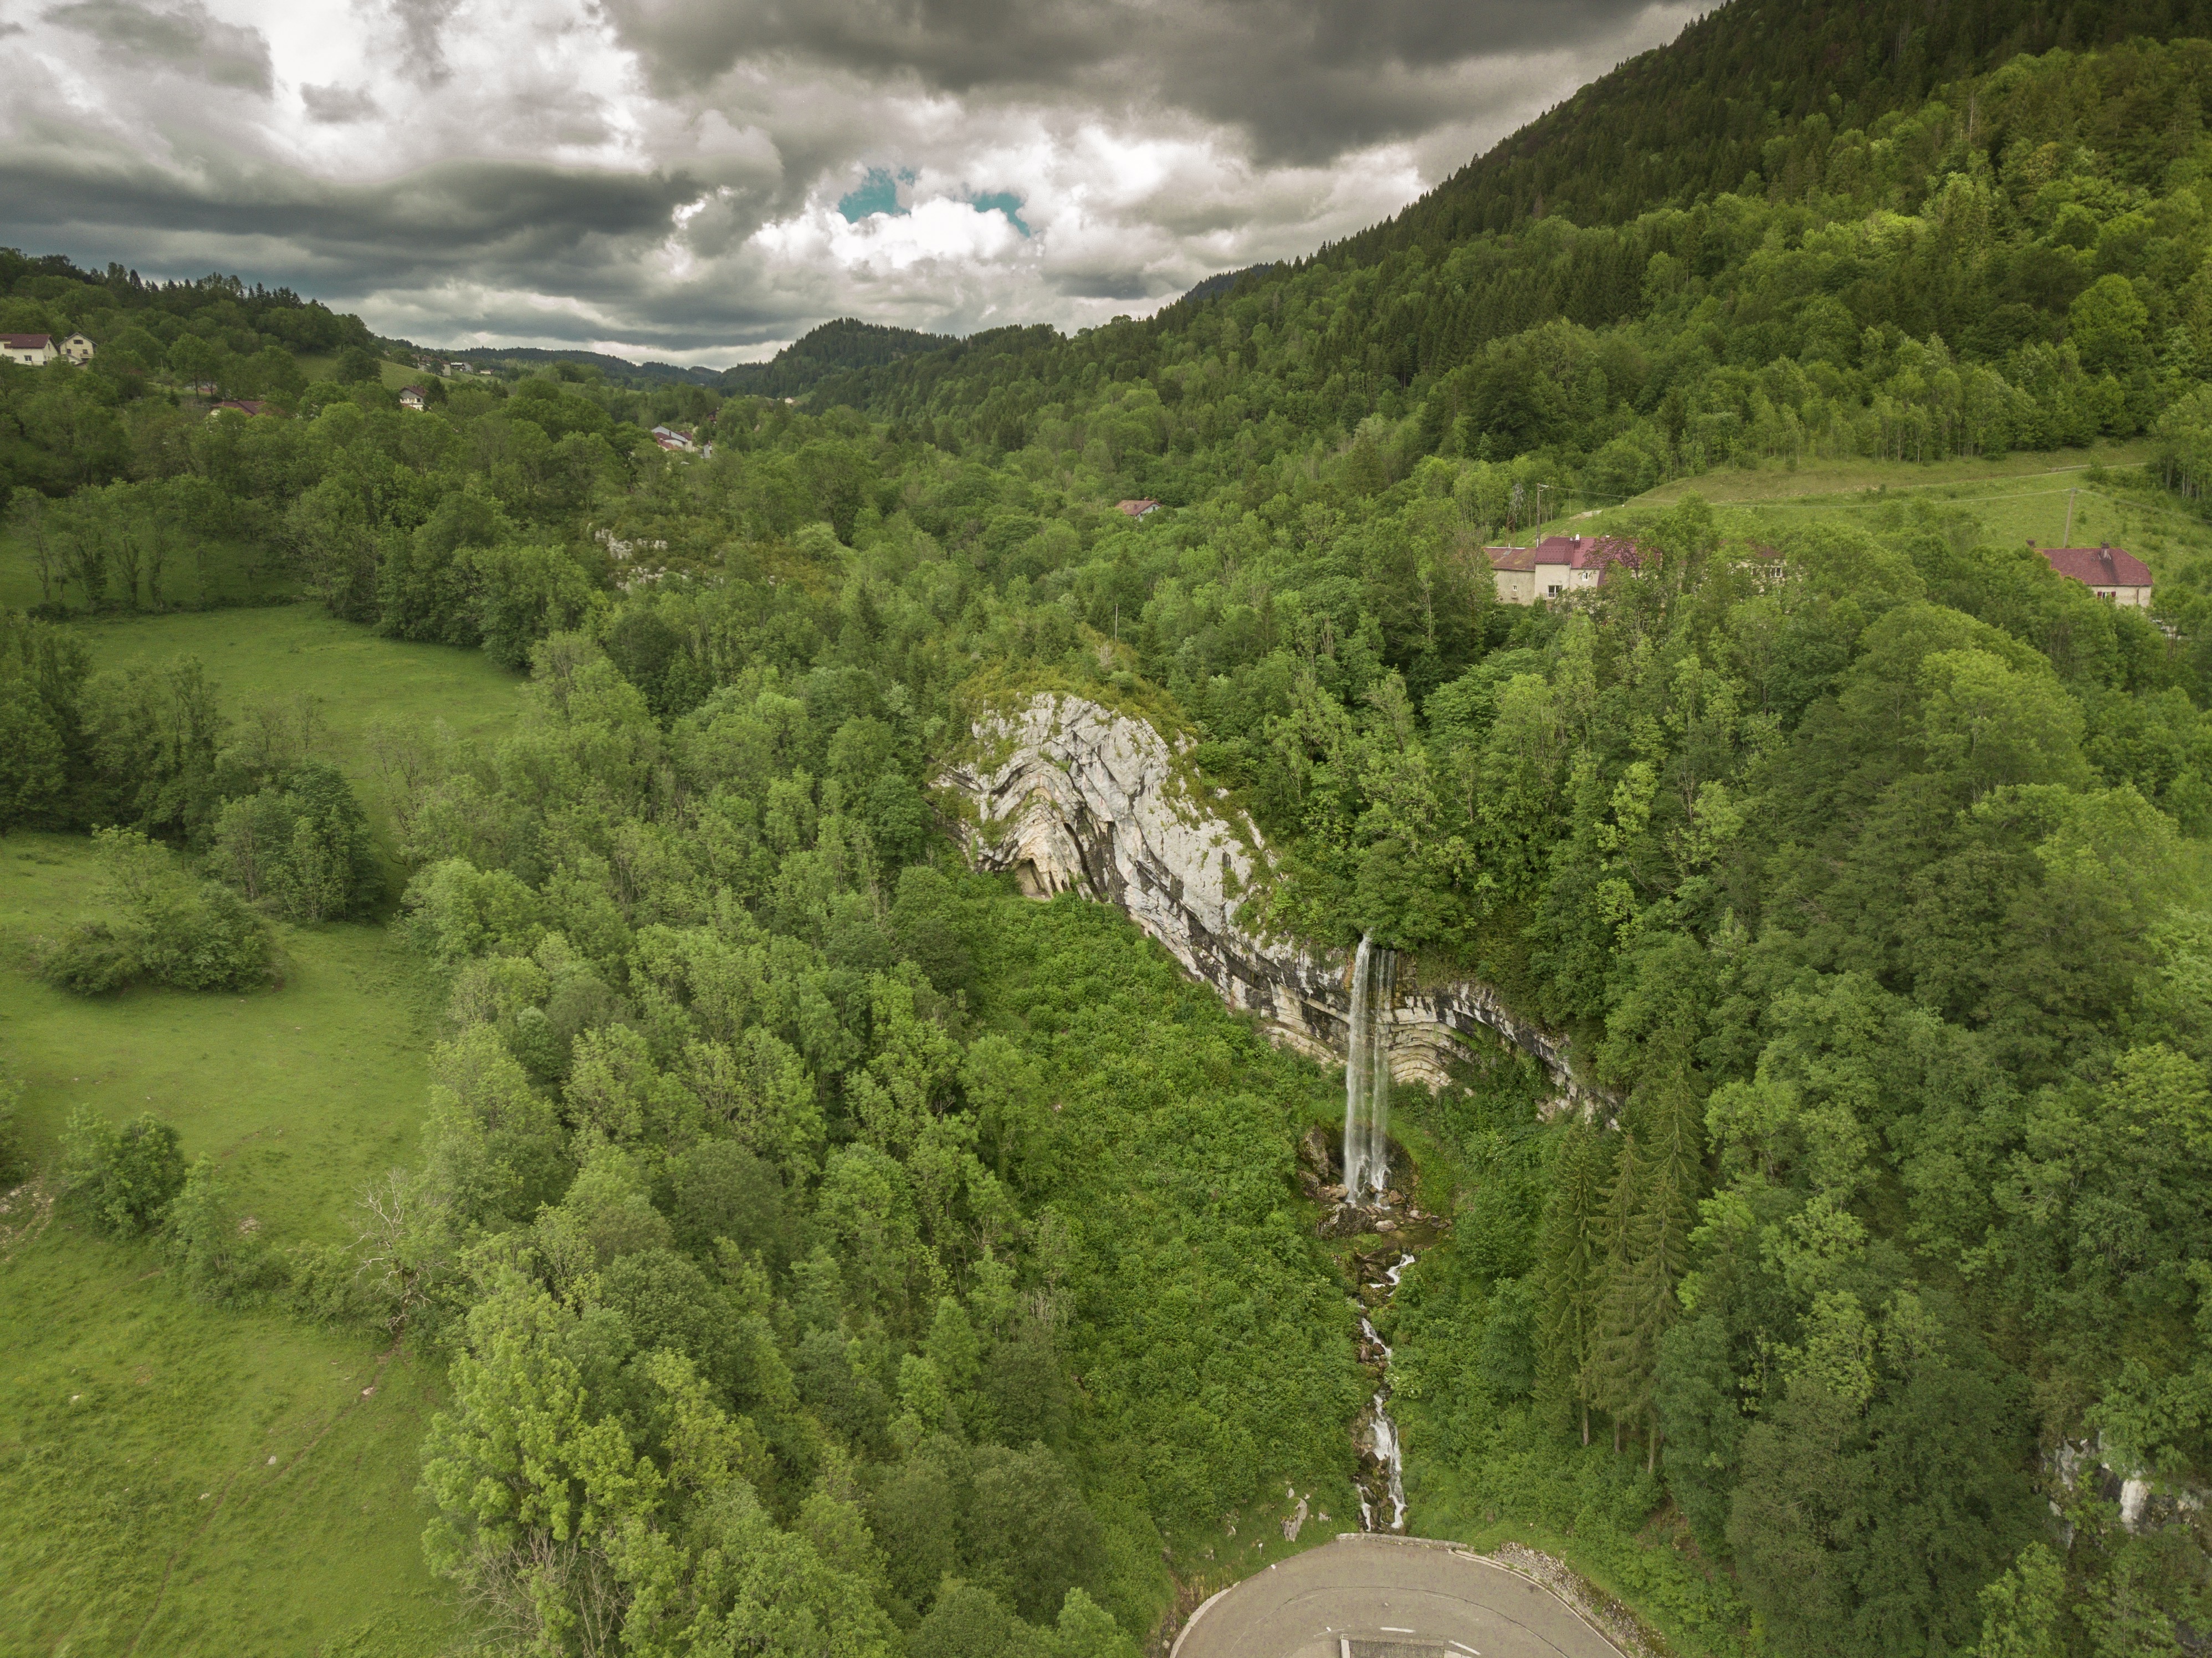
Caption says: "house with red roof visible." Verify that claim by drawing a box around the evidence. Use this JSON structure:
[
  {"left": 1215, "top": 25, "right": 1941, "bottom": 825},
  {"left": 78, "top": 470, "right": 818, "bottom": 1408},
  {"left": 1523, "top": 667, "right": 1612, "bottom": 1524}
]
[
  {"left": 2034, "top": 542, "right": 2153, "bottom": 608},
  {"left": 1115, "top": 498, "right": 1161, "bottom": 521},
  {"left": 1486, "top": 534, "right": 1641, "bottom": 605},
  {"left": 207, "top": 399, "right": 272, "bottom": 419},
  {"left": 3, "top": 334, "right": 57, "bottom": 367}
]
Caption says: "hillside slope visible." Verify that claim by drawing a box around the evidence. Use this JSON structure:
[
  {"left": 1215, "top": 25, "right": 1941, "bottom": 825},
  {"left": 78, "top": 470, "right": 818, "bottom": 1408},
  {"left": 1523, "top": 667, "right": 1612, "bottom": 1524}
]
[{"left": 1332, "top": 0, "right": 2212, "bottom": 260}]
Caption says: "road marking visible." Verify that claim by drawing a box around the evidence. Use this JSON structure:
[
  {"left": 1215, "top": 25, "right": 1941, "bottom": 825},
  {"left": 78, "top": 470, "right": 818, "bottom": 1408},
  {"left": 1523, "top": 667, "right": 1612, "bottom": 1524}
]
[
  {"left": 1383, "top": 1628, "right": 1416, "bottom": 1634},
  {"left": 1448, "top": 1645, "right": 1482, "bottom": 1656}
]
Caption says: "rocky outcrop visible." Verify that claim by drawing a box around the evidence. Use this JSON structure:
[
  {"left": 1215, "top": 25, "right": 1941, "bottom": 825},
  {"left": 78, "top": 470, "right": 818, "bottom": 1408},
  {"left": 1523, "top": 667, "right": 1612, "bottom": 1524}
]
[
  {"left": 2050, "top": 1436, "right": 2210, "bottom": 1539},
  {"left": 936, "top": 692, "right": 1606, "bottom": 1115}
]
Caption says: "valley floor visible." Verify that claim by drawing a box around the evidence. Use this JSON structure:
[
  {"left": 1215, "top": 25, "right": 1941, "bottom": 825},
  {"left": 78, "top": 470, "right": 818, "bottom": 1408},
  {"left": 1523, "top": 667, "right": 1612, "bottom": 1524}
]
[{"left": 0, "top": 610, "right": 524, "bottom": 1656}]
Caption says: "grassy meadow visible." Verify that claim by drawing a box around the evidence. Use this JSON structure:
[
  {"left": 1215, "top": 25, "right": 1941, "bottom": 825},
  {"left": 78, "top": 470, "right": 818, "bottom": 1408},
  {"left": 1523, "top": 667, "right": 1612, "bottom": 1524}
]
[
  {"left": 1560, "top": 441, "right": 2212, "bottom": 582},
  {"left": 78, "top": 604, "right": 523, "bottom": 877},
  {"left": 0, "top": 839, "right": 460, "bottom": 1656},
  {"left": 0, "top": 611, "right": 525, "bottom": 1656}
]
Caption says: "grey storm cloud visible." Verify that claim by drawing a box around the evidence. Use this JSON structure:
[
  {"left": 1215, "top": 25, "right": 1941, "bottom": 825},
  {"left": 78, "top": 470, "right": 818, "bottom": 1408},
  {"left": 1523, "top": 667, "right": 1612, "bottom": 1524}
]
[
  {"left": 0, "top": 126, "right": 808, "bottom": 348},
  {"left": 300, "top": 84, "right": 380, "bottom": 123},
  {"left": 44, "top": 0, "right": 273, "bottom": 91},
  {"left": 383, "top": 0, "right": 466, "bottom": 82},
  {"left": 0, "top": 147, "right": 703, "bottom": 273},
  {"left": 0, "top": 0, "right": 1693, "bottom": 355},
  {"left": 603, "top": 0, "right": 1670, "bottom": 158}
]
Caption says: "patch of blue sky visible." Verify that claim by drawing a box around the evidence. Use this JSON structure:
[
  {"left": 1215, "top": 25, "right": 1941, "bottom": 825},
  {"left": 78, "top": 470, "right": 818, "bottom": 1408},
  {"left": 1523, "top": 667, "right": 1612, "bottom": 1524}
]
[
  {"left": 837, "top": 168, "right": 1031, "bottom": 237},
  {"left": 837, "top": 168, "right": 914, "bottom": 222},
  {"left": 969, "top": 192, "right": 1031, "bottom": 237}
]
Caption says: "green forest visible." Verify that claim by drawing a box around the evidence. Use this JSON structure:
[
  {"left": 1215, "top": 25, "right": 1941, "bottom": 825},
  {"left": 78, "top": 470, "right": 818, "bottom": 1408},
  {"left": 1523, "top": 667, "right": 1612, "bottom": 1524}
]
[{"left": 6, "top": 1, "right": 2212, "bottom": 1654}]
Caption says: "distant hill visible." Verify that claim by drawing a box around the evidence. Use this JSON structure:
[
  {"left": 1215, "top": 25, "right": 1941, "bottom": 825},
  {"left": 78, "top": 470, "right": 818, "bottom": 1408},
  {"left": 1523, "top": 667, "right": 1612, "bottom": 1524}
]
[
  {"left": 719, "top": 318, "right": 961, "bottom": 399},
  {"left": 428, "top": 345, "right": 723, "bottom": 387}
]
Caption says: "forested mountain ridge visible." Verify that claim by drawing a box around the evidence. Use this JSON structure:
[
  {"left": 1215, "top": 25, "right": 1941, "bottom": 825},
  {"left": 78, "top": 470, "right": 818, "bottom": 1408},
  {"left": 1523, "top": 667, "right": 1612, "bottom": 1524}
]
[
  {"left": 1333, "top": 0, "right": 2212, "bottom": 257},
  {"left": 793, "top": 28, "right": 2212, "bottom": 526}
]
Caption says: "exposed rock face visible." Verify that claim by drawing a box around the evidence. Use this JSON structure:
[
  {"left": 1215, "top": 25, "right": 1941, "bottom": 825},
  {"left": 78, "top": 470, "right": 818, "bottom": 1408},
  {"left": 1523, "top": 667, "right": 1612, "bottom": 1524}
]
[
  {"left": 938, "top": 692, "right": 1605, "bottom": 1114},
  {"left": 2050, "top": 1436, "right": 2209, "bottom": 1538}
]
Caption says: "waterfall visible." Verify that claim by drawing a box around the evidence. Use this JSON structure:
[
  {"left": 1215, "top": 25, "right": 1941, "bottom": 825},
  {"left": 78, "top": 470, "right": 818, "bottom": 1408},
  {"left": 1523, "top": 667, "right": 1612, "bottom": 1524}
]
[{"left": 1342, "top": 935, "right": 1396, "bottom": 1204}]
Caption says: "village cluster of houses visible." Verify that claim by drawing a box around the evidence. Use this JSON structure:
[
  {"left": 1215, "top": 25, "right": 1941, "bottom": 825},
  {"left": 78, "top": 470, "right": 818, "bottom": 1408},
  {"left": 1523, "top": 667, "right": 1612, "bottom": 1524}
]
[
  {"left": 3, "top": 332, "right": 96, "bottom": 367},
  {"left": 1484, "top": 533, "right": 2153, "bottom": 608}
]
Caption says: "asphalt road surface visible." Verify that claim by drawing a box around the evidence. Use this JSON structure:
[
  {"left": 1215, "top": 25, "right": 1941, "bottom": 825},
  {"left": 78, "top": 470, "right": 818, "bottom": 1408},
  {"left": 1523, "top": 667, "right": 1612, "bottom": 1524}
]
[{"left": 1171, "top": 1536, "right": 1621, "bottom": 1658}]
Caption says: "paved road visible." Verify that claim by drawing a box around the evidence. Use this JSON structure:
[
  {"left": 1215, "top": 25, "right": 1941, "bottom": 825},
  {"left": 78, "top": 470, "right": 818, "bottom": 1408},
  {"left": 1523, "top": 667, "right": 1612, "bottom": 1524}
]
[{"left": 1171, "top": 1536, "right": 1620, "bottom": 1658}]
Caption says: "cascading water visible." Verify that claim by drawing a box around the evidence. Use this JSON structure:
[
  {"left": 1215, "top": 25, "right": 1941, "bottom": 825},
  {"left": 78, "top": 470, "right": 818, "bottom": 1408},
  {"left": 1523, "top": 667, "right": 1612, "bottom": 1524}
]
[
  {"left": 1351, "top": 1251, "right": 1416, "bottom": 1532},
  {"left": 1341, "top": 935, "right": 1397, "bottom": 1205},
  {"left": 1338, "top": 937, "right": 1411, "bottom": 1533}
]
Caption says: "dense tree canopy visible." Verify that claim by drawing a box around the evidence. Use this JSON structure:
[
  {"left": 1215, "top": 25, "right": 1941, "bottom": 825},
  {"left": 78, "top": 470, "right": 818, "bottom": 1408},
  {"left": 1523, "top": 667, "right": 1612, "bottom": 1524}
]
[{"left": 9, "top": 5, "right": 2212, "bottom": 1654}]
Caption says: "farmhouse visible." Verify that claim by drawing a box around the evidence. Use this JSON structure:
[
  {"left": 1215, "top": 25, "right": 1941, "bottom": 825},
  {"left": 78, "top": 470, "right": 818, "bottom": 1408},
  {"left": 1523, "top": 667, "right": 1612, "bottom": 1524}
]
[
  {"left": 651, "top": 425, "right": 698, "bottom": 453},
  {"left": 60, "top": 333, "right": 95, "bottom": 364},
  {"left": 207, "top": 399, "right": 272, "bottom": 419},
  {"left": 400, "top": 386, "right": 429, "bottom": 411},
  {"left": 2, "top": 333, "right": 57, "bottom": 367},
  {"left": 2034, "top": 541, "right": 2153, "bottom": 608},
  {"left": 1487, "top": 533, "right": 1641, "bottom": 605},
  {"left": 1116, "top": 498, "right": 1161, "bottom": 520}
]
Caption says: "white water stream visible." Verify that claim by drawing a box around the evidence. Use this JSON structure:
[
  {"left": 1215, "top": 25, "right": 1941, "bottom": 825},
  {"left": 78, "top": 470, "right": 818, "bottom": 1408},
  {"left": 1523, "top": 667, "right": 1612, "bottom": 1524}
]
[
  {"left": 1340, "top": 938, "right": 1414, "bottom": 1533},
  {"left": 1342, "top": 936, "right": 1396, "bottom": 1204},
  {"left": 1353, "top": 1257, "right": 1416, "bottom": 1532}
]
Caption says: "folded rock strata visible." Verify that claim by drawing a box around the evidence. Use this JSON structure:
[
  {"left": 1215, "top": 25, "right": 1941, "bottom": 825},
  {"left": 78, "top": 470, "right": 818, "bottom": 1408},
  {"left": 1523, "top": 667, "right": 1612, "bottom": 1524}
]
[{"left": 936, "top": 692, "right": 1607, "bottom": 1116}]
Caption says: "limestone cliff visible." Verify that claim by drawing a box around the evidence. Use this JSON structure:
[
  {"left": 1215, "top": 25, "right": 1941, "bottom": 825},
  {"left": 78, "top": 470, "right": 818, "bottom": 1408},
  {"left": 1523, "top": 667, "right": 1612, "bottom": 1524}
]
[{"left": 936, "top": 692, "right": 1605, "bottom": 1114}]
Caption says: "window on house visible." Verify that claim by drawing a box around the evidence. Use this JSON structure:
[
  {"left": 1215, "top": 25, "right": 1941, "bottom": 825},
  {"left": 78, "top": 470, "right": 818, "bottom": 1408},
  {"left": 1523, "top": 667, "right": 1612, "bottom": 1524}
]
[{"left": 1546, "top": 584, "right": 1562, "bottom": 597}]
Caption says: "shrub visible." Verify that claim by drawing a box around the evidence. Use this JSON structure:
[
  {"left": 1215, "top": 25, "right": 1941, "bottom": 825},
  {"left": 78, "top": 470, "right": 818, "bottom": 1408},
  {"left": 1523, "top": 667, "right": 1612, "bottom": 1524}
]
[
  {"left": 165, "top": 1155, "right": 286, "bottom": 1301},
  {"left": 40, "top": 919, "right": 141, "bottom": 993},
  {"left": 212, "top": 761, "right": 381, "bottom": 921},
  {"left": 60, "top": 1107, "right": 186, "bottom": 1236},
  {"left": 40, "top": 828, "right": 274, "bottom": 994}
]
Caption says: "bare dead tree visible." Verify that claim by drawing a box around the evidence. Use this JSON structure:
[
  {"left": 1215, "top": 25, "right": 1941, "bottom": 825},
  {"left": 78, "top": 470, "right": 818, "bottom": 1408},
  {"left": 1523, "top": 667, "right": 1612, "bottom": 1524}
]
[{"left": 354, "top": 1167, "right": 450, "bottom": 1333}]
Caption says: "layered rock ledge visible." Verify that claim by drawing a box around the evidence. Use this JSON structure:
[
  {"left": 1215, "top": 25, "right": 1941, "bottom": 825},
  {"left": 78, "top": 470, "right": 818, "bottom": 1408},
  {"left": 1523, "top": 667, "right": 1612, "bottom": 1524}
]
[{"left": 936, "top": 692, "right": 1606, "bottom": 1115}]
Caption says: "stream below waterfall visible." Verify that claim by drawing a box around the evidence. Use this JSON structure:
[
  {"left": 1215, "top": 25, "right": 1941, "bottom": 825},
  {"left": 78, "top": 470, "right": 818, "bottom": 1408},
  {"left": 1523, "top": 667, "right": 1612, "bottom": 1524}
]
[
  {"left": 1314, "top": 936, "right": 1448, "bottom": 1534},
  {"left": 1353, "top": 1251, "right": 1415, "bottom": 1531}
]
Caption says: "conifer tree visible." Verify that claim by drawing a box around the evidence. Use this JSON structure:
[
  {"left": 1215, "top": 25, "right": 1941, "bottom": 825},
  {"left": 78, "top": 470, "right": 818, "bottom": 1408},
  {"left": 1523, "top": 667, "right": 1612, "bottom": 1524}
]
[
  {"left": 1536, "top": 1120, "right": 1614, "bottom": 1446},
  {"left": 1597, "top": 1084, "right": 1704, "bottom": 1470}
]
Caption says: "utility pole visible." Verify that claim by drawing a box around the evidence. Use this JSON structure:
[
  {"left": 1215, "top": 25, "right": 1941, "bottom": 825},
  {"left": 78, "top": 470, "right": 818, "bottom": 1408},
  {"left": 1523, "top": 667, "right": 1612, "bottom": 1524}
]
[
  {"left": 2063, "top": 488, "right": 2077, "bottom": 546},
  {"left": 1535, "top": 483, "right": 1551, "bottom": 529}
]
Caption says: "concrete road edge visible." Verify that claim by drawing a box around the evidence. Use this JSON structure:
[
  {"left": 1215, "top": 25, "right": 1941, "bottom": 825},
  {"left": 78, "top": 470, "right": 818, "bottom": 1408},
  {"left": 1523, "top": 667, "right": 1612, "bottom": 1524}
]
[{"left": 1165, "top": 1534, "right": 1631, "bottom": 1658}]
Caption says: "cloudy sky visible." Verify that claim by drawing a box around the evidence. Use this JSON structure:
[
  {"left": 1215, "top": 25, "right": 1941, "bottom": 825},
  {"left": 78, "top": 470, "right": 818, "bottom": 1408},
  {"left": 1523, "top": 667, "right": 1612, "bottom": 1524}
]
[{"left": 0, "top": 0, "right": 1696, "bottom": 364}]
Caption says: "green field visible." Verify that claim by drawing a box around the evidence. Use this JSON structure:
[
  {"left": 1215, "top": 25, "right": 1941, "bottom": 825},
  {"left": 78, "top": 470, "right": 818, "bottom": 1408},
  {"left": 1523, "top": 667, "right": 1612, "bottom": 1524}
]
[
  {"left": 1556, "top": 442, "right": 2212, "bottom": 582},
  {"left": 0, "top": 613, "right": 525, "bottom": 1657},
  {"left": 0, "top": 1234, "right": 456, "bottom": 1657},
  {"left": 78, "top": 605, "right": 523, "bottom": 876},
  {"left": 0, "top": 837, "right": 460, "bottom": 1655}
]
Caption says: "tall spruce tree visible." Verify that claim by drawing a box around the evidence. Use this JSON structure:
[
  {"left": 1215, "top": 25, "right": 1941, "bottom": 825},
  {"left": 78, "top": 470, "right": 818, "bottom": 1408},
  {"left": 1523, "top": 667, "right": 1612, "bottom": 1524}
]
[{"left": 1537, "top": 1120, "right": 1615, "bottom": 1447}]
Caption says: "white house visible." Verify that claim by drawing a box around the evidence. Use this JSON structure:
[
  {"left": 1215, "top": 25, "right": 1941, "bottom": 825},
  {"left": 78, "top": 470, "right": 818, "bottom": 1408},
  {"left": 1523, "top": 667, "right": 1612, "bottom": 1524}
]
[
  {"left": 651, "top": 424, "right": 698, "bottom": 453},
  {"left": 1486, "top": 534, "right": 1642, "bottom": 605},
  {"left": 2, "top": 333, "right": 57, "bottom": 367},
  {"left": 60, "top": 333, "right": 94, "bottom": 365},
  {"left": 399, "top": 386, "right": 429, "bottom": 412}
]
